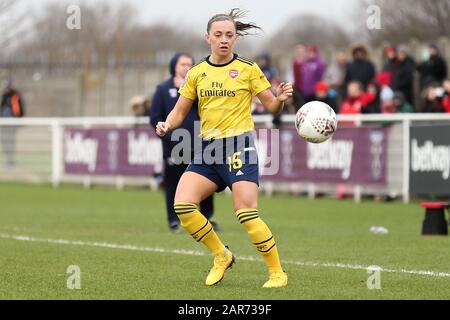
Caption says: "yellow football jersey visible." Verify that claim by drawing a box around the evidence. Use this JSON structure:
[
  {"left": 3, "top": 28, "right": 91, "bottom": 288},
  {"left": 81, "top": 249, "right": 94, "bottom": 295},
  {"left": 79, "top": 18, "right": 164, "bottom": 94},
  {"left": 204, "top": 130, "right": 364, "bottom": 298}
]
[{"left": 179, "top": 54, "right": 271, "bottom": 139}]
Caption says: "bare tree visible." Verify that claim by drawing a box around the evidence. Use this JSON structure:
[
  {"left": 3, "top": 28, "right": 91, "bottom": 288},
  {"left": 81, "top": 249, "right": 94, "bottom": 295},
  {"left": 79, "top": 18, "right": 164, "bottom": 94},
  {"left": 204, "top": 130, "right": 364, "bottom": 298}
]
[
  {"left": 0, "top": 0, "right": 28, "bottom": 56},
  {"left": 12, "top": 1, "right": 205, "bottom": 69},
  {"left": 361, "top": 0, "right": 450, "bottom": 45},
  {"left": 267, "top": 14, "right": 350, "bottom": 53}
]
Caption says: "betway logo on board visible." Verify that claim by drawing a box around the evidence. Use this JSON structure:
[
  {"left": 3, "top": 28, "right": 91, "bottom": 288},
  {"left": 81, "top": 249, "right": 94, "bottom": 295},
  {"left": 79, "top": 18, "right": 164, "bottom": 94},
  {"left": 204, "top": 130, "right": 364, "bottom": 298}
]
[
  {"left": 64, "top": 132, "right": 98, "bottom": 172},
  {"left": 307, "top": 139, "right": 354, "bottom": 179},
  {"left": 411, "top": 139, "right": 450, "bottom": 180},
  {"left": 127, "top": 131, "right": 162, "bottom": 165}
]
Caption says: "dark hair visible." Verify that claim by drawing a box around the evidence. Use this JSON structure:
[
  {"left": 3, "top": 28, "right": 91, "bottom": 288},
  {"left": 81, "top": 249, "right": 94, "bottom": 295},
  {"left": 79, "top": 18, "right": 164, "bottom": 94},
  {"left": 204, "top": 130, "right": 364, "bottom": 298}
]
[
  {"left": 207, "top": 8, "right": 262, "bottom": 36},
  {"left": 351, "top": 44, "right": 369, "bottom": 59}
]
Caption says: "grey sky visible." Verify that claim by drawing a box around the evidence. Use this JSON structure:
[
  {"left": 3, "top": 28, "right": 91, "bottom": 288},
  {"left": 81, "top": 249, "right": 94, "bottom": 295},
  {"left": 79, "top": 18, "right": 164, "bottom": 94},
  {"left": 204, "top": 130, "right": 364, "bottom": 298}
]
[
  {"left": 132, "top": 0, "right": 358, "bottom": 35},
  {"left": 27, "top": 0, "right": 359, "bottom": 36}
]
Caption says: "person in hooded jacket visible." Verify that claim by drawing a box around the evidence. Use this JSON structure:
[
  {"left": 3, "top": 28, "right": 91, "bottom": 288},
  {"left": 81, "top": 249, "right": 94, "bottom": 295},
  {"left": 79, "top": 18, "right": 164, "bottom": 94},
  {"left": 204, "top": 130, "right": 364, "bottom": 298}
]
[{"left": 150, "top": 53, "right": 217, "bottom": 233}]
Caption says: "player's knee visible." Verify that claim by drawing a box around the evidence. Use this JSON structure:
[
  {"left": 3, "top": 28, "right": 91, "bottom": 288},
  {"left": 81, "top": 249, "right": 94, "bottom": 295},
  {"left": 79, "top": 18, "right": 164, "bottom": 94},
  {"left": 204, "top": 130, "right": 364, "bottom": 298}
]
[
  {"left": 233, "top": 199, "right": 258, "bottom": 211},
  {"left": 174, "top": 202, "right": 199, "bottom": 216}
]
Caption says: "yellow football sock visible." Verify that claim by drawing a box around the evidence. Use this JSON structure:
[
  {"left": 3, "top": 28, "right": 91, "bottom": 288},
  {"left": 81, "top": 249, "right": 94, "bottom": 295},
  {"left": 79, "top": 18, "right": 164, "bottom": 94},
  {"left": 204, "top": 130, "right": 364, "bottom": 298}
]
[
  {"left": 236, "top": 208, "right": 283, "bottom": 274},
  {"left": 174, "top": 202, "right": 224, "bottom": 255}
]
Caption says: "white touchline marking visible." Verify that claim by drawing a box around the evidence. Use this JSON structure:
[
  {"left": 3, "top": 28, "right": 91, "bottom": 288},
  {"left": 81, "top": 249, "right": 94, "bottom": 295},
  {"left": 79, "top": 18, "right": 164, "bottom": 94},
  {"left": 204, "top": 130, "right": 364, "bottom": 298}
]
[{"left": 1, "top": 233, "right": 450, "bottom": 278}]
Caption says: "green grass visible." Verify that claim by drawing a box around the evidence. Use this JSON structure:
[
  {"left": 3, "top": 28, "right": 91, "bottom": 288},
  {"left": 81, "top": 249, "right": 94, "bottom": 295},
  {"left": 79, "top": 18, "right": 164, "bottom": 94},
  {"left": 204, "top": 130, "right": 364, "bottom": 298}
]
[{"left": 0, "top": 182, "right": 449, "bottom": 300}]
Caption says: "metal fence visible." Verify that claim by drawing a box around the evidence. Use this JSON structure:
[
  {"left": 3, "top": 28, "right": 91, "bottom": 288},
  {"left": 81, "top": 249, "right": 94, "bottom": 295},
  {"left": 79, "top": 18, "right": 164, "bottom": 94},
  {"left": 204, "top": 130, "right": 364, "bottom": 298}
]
[{"left": 0, "top": 114, "right": 449, "bottom": 203}]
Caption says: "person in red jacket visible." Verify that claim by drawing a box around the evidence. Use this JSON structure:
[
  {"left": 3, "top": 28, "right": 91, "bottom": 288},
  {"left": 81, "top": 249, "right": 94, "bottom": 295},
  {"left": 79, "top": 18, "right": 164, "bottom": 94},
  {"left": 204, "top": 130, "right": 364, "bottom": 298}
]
[
  {"left": 340, "top": 81, "right": 376, "bottom": 115},
  {"left": 443, "top": 79, "right": 450, "bottom": 113}
]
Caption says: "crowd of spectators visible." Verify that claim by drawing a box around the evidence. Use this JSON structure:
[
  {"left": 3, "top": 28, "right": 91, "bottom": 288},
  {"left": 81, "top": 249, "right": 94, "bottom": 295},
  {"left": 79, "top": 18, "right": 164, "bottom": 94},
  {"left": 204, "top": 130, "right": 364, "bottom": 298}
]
[{"left": 253, "top": 43, "right": 450, "bottom": 116}]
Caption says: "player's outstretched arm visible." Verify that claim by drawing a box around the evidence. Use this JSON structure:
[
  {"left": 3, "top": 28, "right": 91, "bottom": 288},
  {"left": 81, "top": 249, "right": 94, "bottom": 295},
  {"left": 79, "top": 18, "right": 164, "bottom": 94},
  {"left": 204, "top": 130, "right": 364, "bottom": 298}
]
[
  {"left": 156, "top": 95, "right": 194, "bottom": 137},
  {"left": 257, "top": 82, "right": 293, "bottom": 115}
]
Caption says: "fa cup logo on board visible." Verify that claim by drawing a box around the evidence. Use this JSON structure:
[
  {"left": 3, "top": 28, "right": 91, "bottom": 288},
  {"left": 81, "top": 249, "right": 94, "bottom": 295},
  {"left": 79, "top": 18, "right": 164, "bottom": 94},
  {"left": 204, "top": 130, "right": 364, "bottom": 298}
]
[{"left": 229, "top": 70, "right": 239, "bottom": 79}]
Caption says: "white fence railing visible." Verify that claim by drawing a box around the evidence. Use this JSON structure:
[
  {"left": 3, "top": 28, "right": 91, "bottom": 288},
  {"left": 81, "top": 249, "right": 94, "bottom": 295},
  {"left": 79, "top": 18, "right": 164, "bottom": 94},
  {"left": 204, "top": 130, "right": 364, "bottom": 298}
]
[{"left": 0, "top": 114, "right": 449, "bottom": 203}]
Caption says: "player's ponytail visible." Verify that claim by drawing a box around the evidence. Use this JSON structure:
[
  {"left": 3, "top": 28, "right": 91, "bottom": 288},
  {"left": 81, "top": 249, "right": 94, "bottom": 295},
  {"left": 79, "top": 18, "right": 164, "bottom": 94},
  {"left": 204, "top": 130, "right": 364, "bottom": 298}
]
[{"left": 207, "top": 8, "right": 262, "bottom": 36}]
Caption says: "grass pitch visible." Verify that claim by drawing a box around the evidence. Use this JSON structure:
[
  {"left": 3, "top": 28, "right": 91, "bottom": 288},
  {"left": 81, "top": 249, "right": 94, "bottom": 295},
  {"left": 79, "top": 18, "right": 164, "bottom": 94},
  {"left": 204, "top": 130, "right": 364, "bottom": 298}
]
[{"left": 0, "top": 183, "right": 449, "bottom": 300}]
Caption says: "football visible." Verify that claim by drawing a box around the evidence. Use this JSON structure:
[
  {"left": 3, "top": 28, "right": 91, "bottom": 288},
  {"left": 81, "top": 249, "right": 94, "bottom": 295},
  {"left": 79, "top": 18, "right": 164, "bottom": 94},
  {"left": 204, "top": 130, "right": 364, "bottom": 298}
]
[{"left": 295, "top": 101, "right": 338, "bottom": 144}]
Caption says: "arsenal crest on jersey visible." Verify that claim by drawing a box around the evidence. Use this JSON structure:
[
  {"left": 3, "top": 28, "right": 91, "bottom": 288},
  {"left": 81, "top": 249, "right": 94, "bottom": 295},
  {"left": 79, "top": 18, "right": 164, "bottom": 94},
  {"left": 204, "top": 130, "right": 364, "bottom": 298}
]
[{"left": 229, "top": 69, "right": 239, "bottom": 79}]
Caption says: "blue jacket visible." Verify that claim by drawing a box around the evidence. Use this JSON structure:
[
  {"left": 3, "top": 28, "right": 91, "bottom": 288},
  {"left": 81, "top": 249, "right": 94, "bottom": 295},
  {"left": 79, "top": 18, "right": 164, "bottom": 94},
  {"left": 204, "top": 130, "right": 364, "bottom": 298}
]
[{"left": 150, "top": 78, "right": 200, "bottom": 160}]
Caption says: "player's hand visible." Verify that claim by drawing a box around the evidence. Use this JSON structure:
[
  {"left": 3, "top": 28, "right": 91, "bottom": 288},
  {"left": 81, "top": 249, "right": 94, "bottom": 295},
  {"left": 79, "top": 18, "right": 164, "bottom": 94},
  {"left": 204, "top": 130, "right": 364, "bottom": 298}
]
[
  {"left": 156, "top": 122, "right": 171, "bottom": 137},
  {"left": 276, "top": 82, "right": 293, "bottom": 102}
]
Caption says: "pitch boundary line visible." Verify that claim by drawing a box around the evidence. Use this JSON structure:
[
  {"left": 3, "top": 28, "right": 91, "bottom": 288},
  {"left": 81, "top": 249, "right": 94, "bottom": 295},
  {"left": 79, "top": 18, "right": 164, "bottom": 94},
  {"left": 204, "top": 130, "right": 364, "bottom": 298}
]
[{"left": 1, "top": 233, "right": 449, "bottom": 278}]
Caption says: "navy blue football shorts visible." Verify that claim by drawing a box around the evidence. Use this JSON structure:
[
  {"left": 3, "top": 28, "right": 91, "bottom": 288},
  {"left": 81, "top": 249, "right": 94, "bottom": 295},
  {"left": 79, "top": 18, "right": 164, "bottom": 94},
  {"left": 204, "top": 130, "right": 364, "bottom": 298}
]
[{"left": 185, "top": 132, "right": 259, "bottom": 192}]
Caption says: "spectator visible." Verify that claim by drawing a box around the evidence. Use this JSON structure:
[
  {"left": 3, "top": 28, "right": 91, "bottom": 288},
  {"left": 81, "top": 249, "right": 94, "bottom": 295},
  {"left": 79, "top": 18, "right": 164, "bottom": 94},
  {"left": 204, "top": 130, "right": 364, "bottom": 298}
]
[
  {"left": 443, "top": 79, "right": 450, "bottom": 113},
  {"left": 301, "top": 45, "right": 326, "bottom": 102},
  {"left": 417, "top": 44, "right": 448, "bottom": 89},
  {"left": 292, "top": 43, "right": 306, "bottom": 107},
  {"left": 314, "top": 81, "right": 338, "bottom": 113},
  {"left": 375, "top": 71, "right": 392, "bottom": 88},
  {"left": 382, "top": 45, "right": 398, "bottom": 81},
  {"left": 254, "top": 52, "right": 287, "bottom": 127},
  {"left": 1, "top": 80, "right": 25, "bottom": 118},
  {"left": 0, "top": 80, "right": 25, "bottom": 167},
  {"left": 129, "top": 95, "right": 151, "bottom": 117},
  {"left": 362, "top": 82, "right": 381, "bottom": 114},
  {"left": 393, "top": 92, "right": 415, "bottom": 113},
  {"left": 374, "top": 71, "right": 397, "bottom": 114},
  {"left": 380, "top": 86, "right": 396, "bottom": 114},
  {"left": 384, "top": 45, "right": 416, "bottom": 104},
  {"left": 345, "top": 44, "right": 376, "bottom": 92},
  {"left": 340, "top": 81, "right": 375, "bottom": 115},
  {"left": 421, "top": 83, "right": 446, "bottom": 113},
  {"left": 150, "top": 52, "right": 217, "bottom": 233},
  {"left": 325, "top": 51, "right": 348, "bottom": 106},
  {"left": 253, "top": 53, "right": 278, "bottom": 116},
  {"left": 383, "top": 45, "right": 397, "bottom": 71},
  {"left": 256, "top": 52, "right": 278, "bottom": 83}
]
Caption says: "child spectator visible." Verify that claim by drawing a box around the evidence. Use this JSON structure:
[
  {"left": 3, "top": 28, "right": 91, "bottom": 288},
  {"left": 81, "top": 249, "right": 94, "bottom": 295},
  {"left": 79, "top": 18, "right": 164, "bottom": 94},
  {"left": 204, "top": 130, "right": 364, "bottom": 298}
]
[
  {"left": 375, "top": 71, "right": 395, "bottom": 113},
  {"left": 362, "top": 82, "right": 381, "bottom": 114},
  {"left": 340, "top": 81, "right": 376, "bottom": 115},
  {"left": 380, "top": 86, "right": 395, "bottom": 114},
  {"left": 314, "top": 81, "right": 338, "bottom": 113},
  {"left": 393, "top": 92, "right": 415, "bottom": 113}
]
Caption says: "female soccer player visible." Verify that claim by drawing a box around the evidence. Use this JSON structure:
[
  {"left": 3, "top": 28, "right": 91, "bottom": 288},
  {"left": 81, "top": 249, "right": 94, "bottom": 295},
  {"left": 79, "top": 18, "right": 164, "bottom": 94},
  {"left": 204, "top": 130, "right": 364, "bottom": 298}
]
[{"left": 156, "top": 9, "right": 293, "bottom": 288}]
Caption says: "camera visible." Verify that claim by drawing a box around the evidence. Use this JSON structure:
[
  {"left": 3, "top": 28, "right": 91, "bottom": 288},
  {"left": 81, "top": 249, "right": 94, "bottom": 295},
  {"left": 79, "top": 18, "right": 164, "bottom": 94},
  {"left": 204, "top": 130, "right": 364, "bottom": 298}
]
[{"left": 434, "top": 87, "right": 445, "bottom": 98}]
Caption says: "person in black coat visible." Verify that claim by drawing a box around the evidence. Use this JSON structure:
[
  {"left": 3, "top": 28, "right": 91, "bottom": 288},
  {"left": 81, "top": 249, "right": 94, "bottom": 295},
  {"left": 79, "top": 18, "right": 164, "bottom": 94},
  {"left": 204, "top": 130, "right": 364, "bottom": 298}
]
[
  {"left": 150, "top": 53, "right": 217, "bottom": 233},
  {"left": 344, "top": 45, "right": 376, "bottom": 93},
  {"left": 384, "top": 46, "right": 416, "bottom": 105},
  {"left": 417, "top": 44, "right": 448, "bottom": 90}
]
